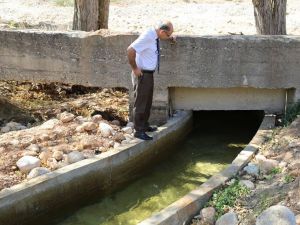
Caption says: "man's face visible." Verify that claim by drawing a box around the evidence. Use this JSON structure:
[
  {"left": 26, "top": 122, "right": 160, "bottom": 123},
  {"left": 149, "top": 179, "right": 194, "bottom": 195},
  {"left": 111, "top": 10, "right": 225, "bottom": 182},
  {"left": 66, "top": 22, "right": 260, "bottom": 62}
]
[{"left": 159, "top": 28, "right": 173, "bottom": 40}]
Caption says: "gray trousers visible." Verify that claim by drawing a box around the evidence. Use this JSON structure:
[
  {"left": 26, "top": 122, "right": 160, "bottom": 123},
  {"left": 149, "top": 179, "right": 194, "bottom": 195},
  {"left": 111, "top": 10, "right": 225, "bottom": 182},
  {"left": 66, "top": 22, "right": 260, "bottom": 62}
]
[{"left": 131, "top": 71, "right": 154, "bottom": 132}]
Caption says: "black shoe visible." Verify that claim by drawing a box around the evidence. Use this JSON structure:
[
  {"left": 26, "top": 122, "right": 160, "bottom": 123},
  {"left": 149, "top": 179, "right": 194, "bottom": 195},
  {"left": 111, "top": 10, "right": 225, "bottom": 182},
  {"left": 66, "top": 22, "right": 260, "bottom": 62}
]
[
  {"left": 134, "top": 131, "right": 153, "bottom": 140},
  {"left": 146, "top": 126, "right": 158, "bottom": 132}
]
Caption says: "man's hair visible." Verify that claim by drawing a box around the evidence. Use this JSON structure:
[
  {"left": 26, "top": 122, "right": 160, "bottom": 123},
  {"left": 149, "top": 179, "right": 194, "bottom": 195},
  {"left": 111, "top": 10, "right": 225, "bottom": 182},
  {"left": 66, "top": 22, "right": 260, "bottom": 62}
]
[{"left": 156, "top": 21, "right": 170, "bottom": 32}]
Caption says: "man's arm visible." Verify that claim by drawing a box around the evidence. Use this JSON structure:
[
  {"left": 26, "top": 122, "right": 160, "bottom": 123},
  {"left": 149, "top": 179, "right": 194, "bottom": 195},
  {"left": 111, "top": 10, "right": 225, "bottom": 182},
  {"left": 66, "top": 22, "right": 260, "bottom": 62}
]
[{"left": 127, "top": 47, "right": 142, "bottom": 77}]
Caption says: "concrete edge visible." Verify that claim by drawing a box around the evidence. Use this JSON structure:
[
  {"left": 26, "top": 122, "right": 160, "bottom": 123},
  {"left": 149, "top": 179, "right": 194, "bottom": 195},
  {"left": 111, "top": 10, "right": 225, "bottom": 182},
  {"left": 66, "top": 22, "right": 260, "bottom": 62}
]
[
  {"left": 0, "top": 110, "right": 193, "bottom": 225},
  {"left": 138, "top": 115, "right": 274, "bottom": 225}
]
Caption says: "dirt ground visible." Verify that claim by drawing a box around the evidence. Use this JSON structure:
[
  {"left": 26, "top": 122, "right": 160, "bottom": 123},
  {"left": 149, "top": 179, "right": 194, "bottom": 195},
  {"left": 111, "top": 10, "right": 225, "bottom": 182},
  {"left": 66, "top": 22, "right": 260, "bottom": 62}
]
[
  {"left": 0, "top": 82, "right": 128, "bottom": 190},
  {"left": 0, "top": 0, "right": 299, "bottom": 35}
]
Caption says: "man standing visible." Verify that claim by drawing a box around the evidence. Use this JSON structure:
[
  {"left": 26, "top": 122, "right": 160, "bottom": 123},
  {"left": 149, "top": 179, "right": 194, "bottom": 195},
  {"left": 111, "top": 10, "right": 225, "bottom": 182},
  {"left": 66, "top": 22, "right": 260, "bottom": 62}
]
[{"left": 127, "top": 21, "right": 175, "bottom": 140}]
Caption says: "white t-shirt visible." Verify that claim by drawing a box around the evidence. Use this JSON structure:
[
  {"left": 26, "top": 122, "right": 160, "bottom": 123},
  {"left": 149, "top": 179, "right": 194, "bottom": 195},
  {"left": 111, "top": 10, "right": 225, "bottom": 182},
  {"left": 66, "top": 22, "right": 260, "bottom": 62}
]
[{"left": 130, "top": 27, "right": 158, "bottom": 71}]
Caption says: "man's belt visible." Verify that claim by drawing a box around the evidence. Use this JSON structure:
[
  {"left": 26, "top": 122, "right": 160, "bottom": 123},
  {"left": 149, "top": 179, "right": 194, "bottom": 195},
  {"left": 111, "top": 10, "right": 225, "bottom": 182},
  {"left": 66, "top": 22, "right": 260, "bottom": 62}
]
[{"left": 142, "top": 70, "right": 155, "bottom": 73}]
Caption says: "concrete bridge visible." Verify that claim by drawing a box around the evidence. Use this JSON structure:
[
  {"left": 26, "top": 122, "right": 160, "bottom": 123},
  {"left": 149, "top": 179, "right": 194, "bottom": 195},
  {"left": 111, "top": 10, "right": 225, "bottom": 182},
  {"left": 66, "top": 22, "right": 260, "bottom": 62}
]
[{"left": 1, "top": 30, "right": 300, "bottom": 124}]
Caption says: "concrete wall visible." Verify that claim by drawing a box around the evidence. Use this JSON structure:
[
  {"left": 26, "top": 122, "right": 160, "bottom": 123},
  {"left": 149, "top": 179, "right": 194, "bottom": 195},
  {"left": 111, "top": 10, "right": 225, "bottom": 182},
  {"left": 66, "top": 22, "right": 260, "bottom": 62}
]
[
  {"left": 1, "top": 30, "right": 300, "bottom": 123},
  {"left": 170, "top": 87, "right": 286, "bottom": 113}
]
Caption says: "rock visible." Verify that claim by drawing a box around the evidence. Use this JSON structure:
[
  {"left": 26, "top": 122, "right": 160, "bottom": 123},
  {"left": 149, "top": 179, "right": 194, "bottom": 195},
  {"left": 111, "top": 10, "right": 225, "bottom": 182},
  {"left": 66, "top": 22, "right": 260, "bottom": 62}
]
[
  {"left": 113, "top": 133, "right": 126, "bottom": 142},
  {"left": 121, "top": 140, "right": 130, "bottom": 145},
  {"left": 111, "top": 120, "right": 120, "bottom": 126},
  {"left": 216, "top": 212, "right": 238, "bottom": 225},
  {"left": 239, "top": 180, "right": 255, "bottom": 190},
  {"left": 289, "top": 169, "right": 300, "bottom": 177},
  {"left": 52, "top": 151, "right": 63, "bottom": 161},
  {"left": 279, "top": 161, "right": 288, "bottom": 168},
  {"left": 92, "top": 114, "right": 102, "bottom": 123},
  {"left": 23, "top": 150, "right": 38, "bottom": 157},
  {"left": 59, "top": 112, "right": 75, "bottom": 123},
  {"left": 40, "top": 119, "right": 60, "bottom": 129},
  {"left": 72, "top": 99, "right": 87, "bottom": 108},
  {"left": 288, "top": 162, "right": 300, "bottom": 170},
  {"left": 16, "top": 156, "right": 41, "bottom": 174},
  {"left": 124, "top": 133, "right": 134, "bottom": 140},
  {"left": 99, "top": 122, "right": 114, "bottom": 137},
  {"left": 82, "top": 122, "right": 98, "bottom": 131},
  {"left": 244, "top": 163, "right": 259, "bottom": 176},
  {"left": 47, "top": 158, "right": 59, "bottom": 170},
  {"left": 289, "top": 141, "right": 300, "bottom": 148},
  {"left": 9, "top": 139, "right": 20, "bottom": 146},
  {"left": 75, "top": 116, "right": 86, "bottom": 124},
  {"left": 39, "top": 133, "right": 50, "bottom": 141},
  {"left": 82, "top": 150, "right": 95, "bottom": 159},
  {"left": 27, "top": 167, "right": 50, "bottom": 179},
  {"left": 259, "top": 159, "right": 279, "bottom": 174},
  {"left": 284, "top": 151, "right": 294, "bottom": 161},
  {"left": 126, "top": 122, "right": 134, "bottom": 128},
  {"left": 6, "top": 121, "right": 24, "bottom": 131},
  {"left": 256, "top": 205, "right": 296, "bottom": 225},
  {"left": 114, "top": 142, "right": 121, "bottom": 148},
  {"left": 20, "top": 135, "right": 36, "bottom": 148},
  {"left": 79, "top": 137, "right": 101, "bottom": 149},
  {"left": 255, "top": 154, "right": 267, "bottom": 162},
  {"left": 122, "top": 127, "right": 133, "bottom": 134},
  {"left": 1, "top": 126, "right": 10, "bottom": 133},
  {"left": 26, "top": 144, "right": 40, "bottom": 153},
  {"left": 67, "top": 151, "right": 85, "bottom": 164},
  {"left": 75, "top": 125, "right": 85, "bottom": 133},
  {"left": 102, "top": 139, "right": 113, "bottom": 148},
  {"left": 39, "top": 151, "right": 50, "bottom": 164},
  {"left": 200, "top": 207, "right": 216, "bottom": 225}
]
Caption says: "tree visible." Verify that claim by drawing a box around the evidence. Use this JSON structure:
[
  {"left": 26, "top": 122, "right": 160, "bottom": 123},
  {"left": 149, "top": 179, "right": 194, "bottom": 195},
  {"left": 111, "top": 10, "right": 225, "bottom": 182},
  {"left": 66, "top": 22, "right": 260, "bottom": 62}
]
[
  {"left": 73, "top": 0, "right": 110, "bottom": 31},
  {"left": 252, "top": 0, "right": 287, "bottom": 35}
]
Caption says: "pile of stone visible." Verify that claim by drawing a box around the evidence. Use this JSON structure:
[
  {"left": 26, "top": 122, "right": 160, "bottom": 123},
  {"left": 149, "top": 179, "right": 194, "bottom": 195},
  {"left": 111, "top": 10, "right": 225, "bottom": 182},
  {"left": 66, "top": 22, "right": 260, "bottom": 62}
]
[
  {"left": 0, "top": 111, "right": 136, "bottom": 180},
  {"left": 195, "top": 205, "right": 297, "bottom": 225}
]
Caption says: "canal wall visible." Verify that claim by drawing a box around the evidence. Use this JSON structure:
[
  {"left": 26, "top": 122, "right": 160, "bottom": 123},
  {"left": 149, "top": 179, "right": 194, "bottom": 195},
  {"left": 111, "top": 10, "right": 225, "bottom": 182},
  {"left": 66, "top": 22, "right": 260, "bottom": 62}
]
[
  {"left": 0, "top": 110, "right": 193, "bottom": 225},
  {"left": 1, "top": 30, "right": 300, "bottom": 123},
  {"left": 138, "top": 115, "right": 275, "bottom": 225}
]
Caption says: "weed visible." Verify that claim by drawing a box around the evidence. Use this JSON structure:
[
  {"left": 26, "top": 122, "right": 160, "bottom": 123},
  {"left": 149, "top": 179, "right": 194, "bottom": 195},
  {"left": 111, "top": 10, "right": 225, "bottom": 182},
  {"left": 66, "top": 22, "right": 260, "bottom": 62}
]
[
  {"left": 284, "top": 174, "right": 295, "bottom": 183},
  {"left": 284, "top": 102, "right": 300, "bottom": 126},
  {"left": 206, "top": 179, "right": 250, "bottom": 218},
  {"left": 253, "top": 192, "right": 285, "bottom": 217},
  {"left": 269, "top": 167, "right": 282, "bottom": 175}
]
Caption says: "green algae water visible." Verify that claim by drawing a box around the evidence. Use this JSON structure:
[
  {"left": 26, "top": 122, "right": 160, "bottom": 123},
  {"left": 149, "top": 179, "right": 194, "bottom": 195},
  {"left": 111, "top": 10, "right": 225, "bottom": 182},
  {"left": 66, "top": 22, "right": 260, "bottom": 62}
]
[{"left": 51, "top": 111, "right": 262, "bottom": 225}]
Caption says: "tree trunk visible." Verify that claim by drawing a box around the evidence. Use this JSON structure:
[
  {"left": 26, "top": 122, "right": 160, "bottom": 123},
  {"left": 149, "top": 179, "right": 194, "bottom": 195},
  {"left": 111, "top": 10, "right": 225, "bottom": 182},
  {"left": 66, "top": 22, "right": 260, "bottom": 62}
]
[
  {"left": 73, "top": 0, "right": 110, "bottom": 31},
  {"left": 99, "top": 0, "right": 110, "bottom": 29},
  {"left": 252, "top": 0, "right": 287, "bottom": 35}
]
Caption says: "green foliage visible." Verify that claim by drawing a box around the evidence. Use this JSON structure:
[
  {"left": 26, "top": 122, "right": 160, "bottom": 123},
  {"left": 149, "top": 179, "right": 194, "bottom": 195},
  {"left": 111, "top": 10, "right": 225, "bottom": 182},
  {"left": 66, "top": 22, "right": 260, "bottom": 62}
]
[
  {"left": 284, "top": 174, "right": 295, "bottom": 183},
  {"left": 269, "top": 167, "right": 282, "bottom": 175},
  {"left": 54, "top": 0, "right": 73, "bottom": 7},
  {"left": 264, "top": 167, "right": 282, "bottom": 180},
  {"left": 207, "top": 179, "right": 250, "bottom": 218},
  {"left": 284, "top": 102, "right": 300, "bottom": 126},
  {"left": 254, "top": 193, "right": 273, "bottom": 216}
]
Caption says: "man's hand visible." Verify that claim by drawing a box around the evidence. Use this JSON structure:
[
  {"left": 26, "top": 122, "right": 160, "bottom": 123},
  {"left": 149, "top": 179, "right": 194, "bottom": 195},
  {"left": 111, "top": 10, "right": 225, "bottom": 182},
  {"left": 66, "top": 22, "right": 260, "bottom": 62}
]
[
  {"left": 169, "top": 35, "right": 177, "bottom": 44},
  {"left": 133, "top": 68, "right": 143, "bottom": 77}
]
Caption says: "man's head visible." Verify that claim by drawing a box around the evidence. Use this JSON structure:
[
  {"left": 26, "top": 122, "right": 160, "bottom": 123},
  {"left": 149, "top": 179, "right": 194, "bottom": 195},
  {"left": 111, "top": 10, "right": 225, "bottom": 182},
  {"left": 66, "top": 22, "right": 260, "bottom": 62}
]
[{"left": 156, "top": 21, "right": 174, "bottom": 40}]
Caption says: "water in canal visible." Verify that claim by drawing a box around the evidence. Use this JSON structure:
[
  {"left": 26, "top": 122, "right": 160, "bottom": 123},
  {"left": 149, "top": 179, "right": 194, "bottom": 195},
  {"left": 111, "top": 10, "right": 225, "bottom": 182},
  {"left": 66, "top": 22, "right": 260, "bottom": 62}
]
[{"left": 50, "top": 111, "right": 263, "bottom": 225}]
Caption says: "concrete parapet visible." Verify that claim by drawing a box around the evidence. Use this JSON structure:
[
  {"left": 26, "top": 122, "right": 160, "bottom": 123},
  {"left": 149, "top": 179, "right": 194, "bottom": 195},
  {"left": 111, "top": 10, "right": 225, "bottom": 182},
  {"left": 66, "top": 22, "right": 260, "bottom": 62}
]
[{"left": 1, "top": 30, "right": 300, "bottom": 122}]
